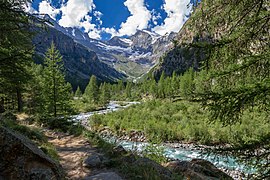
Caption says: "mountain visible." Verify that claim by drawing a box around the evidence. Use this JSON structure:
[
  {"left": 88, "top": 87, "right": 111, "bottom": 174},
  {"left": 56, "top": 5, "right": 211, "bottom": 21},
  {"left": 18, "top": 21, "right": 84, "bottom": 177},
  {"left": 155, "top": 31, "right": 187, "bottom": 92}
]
[
  {"left": 152, "top": 5, "right": 213, "bottom": 79},
  {"left": 32, "top": 17, "right": 126, "bottom": 90},
  {"left": 41, "top": 15, "right": 176, "bottom": 80}
]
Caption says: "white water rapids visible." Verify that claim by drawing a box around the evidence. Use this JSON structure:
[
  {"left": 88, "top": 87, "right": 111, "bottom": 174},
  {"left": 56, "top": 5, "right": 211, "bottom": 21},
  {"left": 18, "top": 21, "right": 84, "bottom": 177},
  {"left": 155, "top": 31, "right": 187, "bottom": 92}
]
[{"left": 71, "top": 101, "right": 255, "bottom": 179}]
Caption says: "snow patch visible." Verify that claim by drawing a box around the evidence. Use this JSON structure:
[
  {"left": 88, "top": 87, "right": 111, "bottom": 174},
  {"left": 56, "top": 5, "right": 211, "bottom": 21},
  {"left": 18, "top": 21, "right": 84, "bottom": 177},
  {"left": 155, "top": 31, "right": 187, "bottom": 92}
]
[
  {"left": 72, "top": 29, "right": 75, "bottom": 36},
  {"left": 142, "top": 29, "right": 161, "bottom": 44},
  {"left": 96, "top": 42, "right": 133, "bottom": 54},
  {"left": 120, "top": 38, "right": 133, "bottom": 46}
]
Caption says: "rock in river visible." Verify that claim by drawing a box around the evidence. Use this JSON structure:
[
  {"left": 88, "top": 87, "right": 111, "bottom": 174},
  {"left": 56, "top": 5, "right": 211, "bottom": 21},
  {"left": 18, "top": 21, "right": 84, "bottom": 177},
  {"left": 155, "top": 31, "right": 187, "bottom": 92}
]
[{"left": 165, "top": 159, "right": 233, "bottom": 180}]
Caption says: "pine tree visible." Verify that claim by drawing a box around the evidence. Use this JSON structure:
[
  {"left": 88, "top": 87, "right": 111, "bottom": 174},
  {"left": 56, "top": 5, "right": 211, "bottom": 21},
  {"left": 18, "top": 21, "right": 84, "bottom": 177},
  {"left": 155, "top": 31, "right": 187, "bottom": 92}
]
[
  {"left": 180, "top": 68, "right": 194, "bottom": 98},
  {"left": 84, "top": 75, "right": 99, "bottom": 103},
  {"left": 42, "top": 42, "right": 71, "bottom": 117},
  {"left": 171, "top": 71, "right": 179, "bottom": 95},
  {"left": 158, "top": 71, "right": 166, "bottom": 98},
  {"left": 117, "top": 80, "right": 124, "bottom": 93},
  {"left": 0, "top": 0, "right": 35, "bottom": 112},
  {"left": 191, "top": 0, "right": 269, "bottom": 124},
  {"left": 149, "top": 78, "right": 157, "bottom": 98},
  {"left": 75, "top": 86, "right": 82, "bottom": 97},
  {"left": 25, "top": 63, "right": 45, "bottom": 114},
  {"left": 99, "top": 83, "right": 110, "bottom": 105},
  {"left": 189, "top": 1, "right": 269, "bottom": 177},
  {"left": 125, "top": 82, "right": 132, "bottom": 99}
]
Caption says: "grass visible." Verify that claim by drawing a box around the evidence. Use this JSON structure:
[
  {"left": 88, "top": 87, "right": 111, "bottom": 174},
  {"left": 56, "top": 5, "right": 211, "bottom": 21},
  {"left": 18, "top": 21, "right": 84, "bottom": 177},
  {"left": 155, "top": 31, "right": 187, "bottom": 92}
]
[
  {"left": 89, "top": 99, "right": 269, "bottom": 145},
  {"left": 84, "top": 131, "right": 183, "bottom": 179},
  {"left": 71, "top": 98, "right": 102, "bottom": 113}
]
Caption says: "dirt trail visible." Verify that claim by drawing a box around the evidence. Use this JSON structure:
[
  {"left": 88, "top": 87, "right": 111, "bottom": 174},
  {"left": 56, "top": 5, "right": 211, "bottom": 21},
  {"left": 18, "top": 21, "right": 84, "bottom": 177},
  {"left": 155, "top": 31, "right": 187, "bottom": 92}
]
[{"left": 45, "top": 130, "right": 112, "bottom": 180}]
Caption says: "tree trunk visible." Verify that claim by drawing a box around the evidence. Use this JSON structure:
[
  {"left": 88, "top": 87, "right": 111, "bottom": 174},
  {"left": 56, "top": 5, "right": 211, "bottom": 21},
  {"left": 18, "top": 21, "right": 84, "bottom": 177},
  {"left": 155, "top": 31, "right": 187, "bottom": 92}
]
[
  {"left": 53, "top": 77, "right": 57, "bottom": 117},
  {"left": 16, "top": 87, "right": 23, "bottom": 112},
  {"left": 0, "top": 97, "right": 5, "bottom": 113}
]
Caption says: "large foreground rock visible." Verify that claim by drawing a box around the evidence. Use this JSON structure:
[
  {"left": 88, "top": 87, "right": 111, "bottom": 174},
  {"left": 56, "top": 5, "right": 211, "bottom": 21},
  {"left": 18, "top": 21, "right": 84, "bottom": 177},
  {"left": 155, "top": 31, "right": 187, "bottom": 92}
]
[
  {"left": 134, "top": 158, "right": 173, "bottom": 179},
  {"left": 84, "top": 172, "right": 123, "bottom": 180},
  {"left": 166, "top": 159, "right": 233, "bottom": 180},
  {"left": 0, "top": 127, "right": 63, "bottom": 179},
  {"left": 83, "top": 153, "right": 110, "bottom": 168}
]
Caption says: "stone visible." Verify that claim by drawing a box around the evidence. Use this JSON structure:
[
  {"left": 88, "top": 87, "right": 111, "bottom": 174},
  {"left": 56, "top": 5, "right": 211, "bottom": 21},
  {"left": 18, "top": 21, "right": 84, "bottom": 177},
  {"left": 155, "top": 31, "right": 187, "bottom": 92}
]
[
  {"left": 83, "top": 153, "right": 111, "bottom": 168},
  {"left": 113, "top": 145, "right": 127, "bottom": 154},
  {"left": 133, "top": 158, "right": 173, "bottom": 179},
  {"left": 83, "top": 154, "right": 102, "bottom": 168},
  {"left": 0, "top": 127, "right": 63, "bottom": 180},
  {"left": 84, "top": 172, "right": 123, "bottom": 180},
  {"left": 165, "top": 159, "right": 233, "bottom": 180}
]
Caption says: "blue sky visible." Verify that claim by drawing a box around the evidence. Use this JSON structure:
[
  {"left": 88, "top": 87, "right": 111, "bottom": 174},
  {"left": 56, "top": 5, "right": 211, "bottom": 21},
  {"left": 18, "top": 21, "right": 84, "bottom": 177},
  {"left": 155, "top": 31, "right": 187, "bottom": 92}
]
[{"left": 28, "top": 0, "right": 193, "bottom": 40}]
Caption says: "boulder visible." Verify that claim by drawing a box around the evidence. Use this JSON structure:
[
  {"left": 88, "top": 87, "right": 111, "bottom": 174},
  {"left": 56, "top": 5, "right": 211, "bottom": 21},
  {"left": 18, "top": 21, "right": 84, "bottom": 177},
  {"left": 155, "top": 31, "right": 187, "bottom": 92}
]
[
  {"left": 165, "top": 159, "right": 233, "bottom": 180},
  {"left": 83, "top": 153, "right": 110, "bottom": 168},
  {"left": 83, "top": 154, "right": 102, "bottom": 168},
  {"left": 134, "top": 158, "right": 173, "bottom": 179},
  {"left": 113, "top": 145, "right": 127, "bottom": 154},
  {"left": 0, "top": 127, "right": 63, "bottom": 180},
  {"left": 84, "top": 172, "right": 123, "bottom": 180}
]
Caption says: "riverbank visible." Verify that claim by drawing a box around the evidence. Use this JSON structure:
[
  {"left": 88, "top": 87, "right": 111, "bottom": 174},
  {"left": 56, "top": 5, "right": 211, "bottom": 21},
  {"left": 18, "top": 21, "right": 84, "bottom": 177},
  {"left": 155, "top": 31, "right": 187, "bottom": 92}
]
[{"left": 91, "top": 126, "right": 248, "bottom": 179}]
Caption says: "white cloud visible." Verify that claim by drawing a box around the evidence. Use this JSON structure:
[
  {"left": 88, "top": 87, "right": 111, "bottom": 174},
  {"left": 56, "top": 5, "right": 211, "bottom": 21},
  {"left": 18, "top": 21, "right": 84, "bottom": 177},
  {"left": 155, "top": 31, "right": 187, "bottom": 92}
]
[
  {"left": 152, "top": 0, "right": 192, "bottom": 35},
  {"left": 56, "top": 0, "right": 102, "bottom": 39},
  {"left": 59, "top": 0, "right": 95, "bottom": 27},
  {"left": 93, "top": 11, "right": 103, "bottom": 25},
  {"left": 102, "top": 27, "right": 118, "bottom": 37},
  {"left": 23, "top": 2, "right": 38, "bottom": 14},
  {"left": 39, "top": 1, "right": 60, "bottom": 19},
  {"left": 117, "top": 0, "right": 151, "bottom": 36},
  {"left": 151, "top": 10, "right": 162, "bottom": 26},
  {"left": 88, "top": 29, "right": 101, "bottom": 39}
]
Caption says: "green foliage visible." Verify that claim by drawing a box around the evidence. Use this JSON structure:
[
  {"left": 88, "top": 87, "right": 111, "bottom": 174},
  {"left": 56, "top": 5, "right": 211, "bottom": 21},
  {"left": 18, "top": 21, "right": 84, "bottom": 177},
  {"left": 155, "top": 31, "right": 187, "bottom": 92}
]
[
  {"left": 142, "top": 143, "right": 167, "bottom": 164},
  {"left": 41, "top": 42, "right": 72, "bottom": 117},
  {"left": 74, "top": 86, "right": 82, "bottom": 97},
  {"left": 0, "top": 114, "right": 59, "bottom": 161},
  {"left": 190, "top": 0, "right": 270, "bottom": 124},
  {"left": 91, "top": 100, "right": 269, "bottom": 145},
  {"left": 84, "top": 75, "right": 99, "bottom": 103},
  {"left": 0, "top": 0, "right": 34, "bottom": 112},
  {"left": 158, "top": 71, "right": 166, "bottom": 98},
  {"left": 125, "top": 82, "right": 132, "bottom": 99},
  {"left": 180, "top": 68, "right": 195, "bottom": 98},
  {"left": 99, "top": 83, "right": 110, "bottom": 105}
]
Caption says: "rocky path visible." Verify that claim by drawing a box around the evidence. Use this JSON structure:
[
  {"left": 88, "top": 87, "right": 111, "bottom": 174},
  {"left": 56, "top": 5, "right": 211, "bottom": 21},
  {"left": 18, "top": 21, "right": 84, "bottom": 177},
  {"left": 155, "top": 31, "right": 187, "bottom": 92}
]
[{"left": 45, "top": 130, "right": 123, "bottom": 180}]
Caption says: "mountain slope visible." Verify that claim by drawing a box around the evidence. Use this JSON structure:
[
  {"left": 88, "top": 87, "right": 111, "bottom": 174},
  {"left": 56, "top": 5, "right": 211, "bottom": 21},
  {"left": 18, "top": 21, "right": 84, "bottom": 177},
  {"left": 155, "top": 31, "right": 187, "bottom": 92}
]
[
  {"left": 32, "top": 22, "right": 125, "bottom": 90},
  {"left": 152, "top": 5, "right": 207, "bottom": 78},
  {"left": 41, "top": 15, "right": 176, "bottom": 80}
]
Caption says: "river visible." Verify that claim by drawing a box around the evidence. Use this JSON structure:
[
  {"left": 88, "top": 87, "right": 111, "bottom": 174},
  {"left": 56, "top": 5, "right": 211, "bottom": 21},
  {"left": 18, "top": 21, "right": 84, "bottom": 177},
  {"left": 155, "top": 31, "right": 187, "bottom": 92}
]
[{"left": 72, "top": 101, "right": 254, "bottom": 179}]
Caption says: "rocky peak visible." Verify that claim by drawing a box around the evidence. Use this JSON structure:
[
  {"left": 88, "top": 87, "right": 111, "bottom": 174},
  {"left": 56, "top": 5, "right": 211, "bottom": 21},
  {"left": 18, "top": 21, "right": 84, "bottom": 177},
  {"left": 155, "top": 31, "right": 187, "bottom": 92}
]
[
  {"left": 107, "top": 36, "right": 130, "bottom": 48},
  {"left": 130, "top": 30, "right": 157, "bottom": 52}
]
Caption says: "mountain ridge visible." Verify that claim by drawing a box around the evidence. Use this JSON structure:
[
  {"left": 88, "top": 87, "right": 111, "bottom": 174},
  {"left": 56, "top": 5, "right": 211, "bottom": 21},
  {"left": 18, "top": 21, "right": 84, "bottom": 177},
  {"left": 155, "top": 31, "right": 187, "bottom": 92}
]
[{"left": 41, "top": 15, "right": 177, "bottom": 80}]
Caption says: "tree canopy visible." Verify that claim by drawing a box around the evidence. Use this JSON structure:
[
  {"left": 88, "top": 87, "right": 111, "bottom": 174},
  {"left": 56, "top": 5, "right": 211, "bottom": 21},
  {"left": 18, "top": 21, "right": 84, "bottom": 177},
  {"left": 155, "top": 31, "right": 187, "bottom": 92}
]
[{"left": 190, "top": 0, "right": 270, "bottom": 124}]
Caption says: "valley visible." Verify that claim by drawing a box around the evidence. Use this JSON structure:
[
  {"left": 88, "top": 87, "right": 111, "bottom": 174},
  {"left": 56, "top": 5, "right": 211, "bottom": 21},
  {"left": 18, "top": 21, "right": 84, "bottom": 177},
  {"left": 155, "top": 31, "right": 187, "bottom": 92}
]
[{"left": 0, "top": 0, "right": 269, "bottom": 179}]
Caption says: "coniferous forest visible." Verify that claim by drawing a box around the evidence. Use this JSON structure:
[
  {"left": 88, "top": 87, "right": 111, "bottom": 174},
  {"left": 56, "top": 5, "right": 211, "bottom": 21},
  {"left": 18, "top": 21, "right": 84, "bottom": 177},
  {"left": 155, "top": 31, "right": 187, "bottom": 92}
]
[{"left": 0, "top": 0, "right": 269, "bottom": 179}]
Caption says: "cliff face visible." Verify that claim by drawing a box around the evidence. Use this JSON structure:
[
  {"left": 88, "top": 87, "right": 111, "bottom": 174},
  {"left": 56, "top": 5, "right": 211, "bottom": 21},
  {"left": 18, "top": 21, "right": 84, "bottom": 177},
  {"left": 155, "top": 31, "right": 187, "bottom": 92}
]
[
  {"left": 32, "top": 26, "right": 126, "bottom": 89},
  {"left": 153, "top": 4, "right": 212, "bottom": 78}
]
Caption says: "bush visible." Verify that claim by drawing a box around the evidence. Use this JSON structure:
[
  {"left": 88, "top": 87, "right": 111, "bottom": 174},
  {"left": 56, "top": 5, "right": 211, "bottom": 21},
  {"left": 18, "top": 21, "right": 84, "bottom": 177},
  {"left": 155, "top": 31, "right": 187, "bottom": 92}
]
[{"left": 90, "top": 99, "right": 269, "bottom": 145}]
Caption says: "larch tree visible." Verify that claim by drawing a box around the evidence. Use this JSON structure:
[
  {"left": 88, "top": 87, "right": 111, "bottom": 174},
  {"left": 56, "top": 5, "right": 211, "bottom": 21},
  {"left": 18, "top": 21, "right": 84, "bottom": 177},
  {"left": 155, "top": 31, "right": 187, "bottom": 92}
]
[
  {"left": 84, "top": 75, "right": 99, "bottom": 103},
  {"left": 42, "top": 42, "right": 71, "bottom": 117},
  {"left": 0, "top": 0, "right": 34, "bottom": 112},
  {"left": 99, "top": 83, "right": 110, "bottom": 105},
  {"left": 125, "top": 82, "right": 132, "bottom": 99},
  {"left": 189, "top": 0, "right": 269, "bottom": 177},
  {"left": 75, "top": 86, "right": 82, "bottom": 97}
]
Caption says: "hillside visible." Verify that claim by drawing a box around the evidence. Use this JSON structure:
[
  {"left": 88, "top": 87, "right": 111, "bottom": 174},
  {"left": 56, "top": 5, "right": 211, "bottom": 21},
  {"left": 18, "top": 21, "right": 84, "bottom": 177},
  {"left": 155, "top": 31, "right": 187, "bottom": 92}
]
[{"left": 32, "top": 21, "right": 126, "bottom": 90}]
